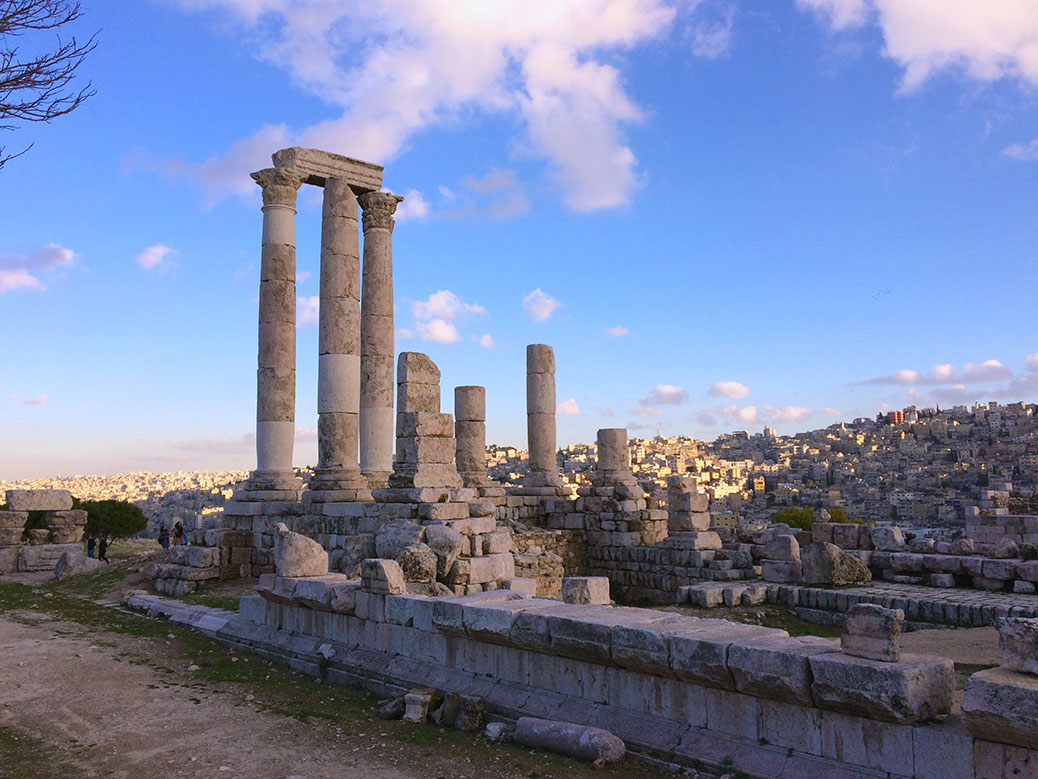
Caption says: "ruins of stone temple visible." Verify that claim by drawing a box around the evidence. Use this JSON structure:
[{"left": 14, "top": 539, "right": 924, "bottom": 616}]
[
  {"left": 140, "top": 148, "right": 1036, "bottom": 778},
  {"left": 0, "top": 489, "right": 88, "bottom": 573}
]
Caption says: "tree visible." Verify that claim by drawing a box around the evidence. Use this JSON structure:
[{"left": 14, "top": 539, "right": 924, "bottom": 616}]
[
  {"left": 74, "top": 498, "right": 148, "bottom": 540},
  {"left": 826, "top": 506, "right": 849, "bottom": 523},
  {"left": 773, "top": 506, "right": 815, "bottom": 531},
  {"left": 1, "top": 0, "right": 97, "bottom": 169}
]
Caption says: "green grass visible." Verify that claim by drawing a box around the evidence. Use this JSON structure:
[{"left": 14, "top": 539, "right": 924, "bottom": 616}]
[{"left": 656, "top": 602, "right": 844, "bottom": 639}]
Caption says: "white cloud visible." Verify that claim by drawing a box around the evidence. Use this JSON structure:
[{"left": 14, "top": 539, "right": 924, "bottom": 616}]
[
  {"left": 407, "top": 290, "right": 484, "bottom": 345},
  {"left": 297, "top": 295, "right": 320, "bottom": 328},
  {"left": 763, "top": 405, "right": 812, "bottom": 423},
  {"left": 397, "top": 328, "right": 414, "bottom": 339},
  {"left": 630, "top": 406, "right": 664, "bottom": 418},
  {"left": 21, "top": 394, "right": 47, "bottom": 406},
  {"left": 150, "top": 1, "right": 697, "bottom": 210},
  {"left": 0, "top": 243, "right": 77, "bottom": 294},
  {"left": 641, "top": 384, "right": 689, "bottom": 405},
  {"left": 801, "top": 0, "right": 1038, "bottom": 93},
  {"left": 523, "top": 288, "right": 562, "bottom": 322},
  {"left": 136, "top": 243, "right": 176, "bottom": 270},
  {"left": 1027, "top": 353, "right": 1038, "bottom": 371},
  {"left": 865, "top": 359, "right": 1011, "bottom": 386},
  {"left": 797, "top": 0, "right": 869, "bottom": 30},
  {"left": 417, "top": 318, "right": 461, "bottom": 344},
  {"left": 476, "top": 333, "right": 495, "bottom": 349},
  {"left": 709, "top": 380, "right": 750, "bottom": 399},
  {"left": 687, "top": 1, "right": 734, "bottom": 58},
  {"left": 395, "top": 189, "right": 430, "bottom": 222},
  {"left": 930, "top": 384, "right": 981, "bottom": 404},
  {"left": 296, "top": 270, "right": 312, "bottom": 283},
  {"left": 462, "top": 168, "right": 530, "bottom": 219},
  {"left": 557, "top": 397, "right": 582, "bottom": 416},
  {"left": 605, "top": 325, "right": 628, "bottom": 337},
  {"left": 696, "top": 410, "right": 718, "bottom": 426},
  {"left": 1004, "top": 139, "right": 1038, "bottom": 162},
  {"left": 597, "top": 406, "right": 615, "bottom": 417},
  {"left": 0, "top": 268, "right": 44, "bottom": 294},
  {"left": 718, "top": 405, "right": 759, "bottom": 424},
  {"left": 823, "top": 407, "right": 844, "bottom": 417},
  {"left": 412, "top": 290, "right": 485, "bottom": 322}
]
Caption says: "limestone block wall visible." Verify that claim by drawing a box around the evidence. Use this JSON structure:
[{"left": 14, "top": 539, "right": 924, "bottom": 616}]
[
  {"left": 815, "top": 522, "right": 1038, "bottom": 594},
  {"left": 966, "top": 515, "right": 1038, "bottom": 547},
  {"left": 0, "top": 490, "right": 88, "bottom": 573},
  {"left": 126, "top": 582, "right": 1038, "bottom": 779}
]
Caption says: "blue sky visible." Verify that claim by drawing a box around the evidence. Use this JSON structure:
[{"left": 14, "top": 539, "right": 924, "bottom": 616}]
[{"left": 2, "top": 0, "right": 1038, "bottom": 478}]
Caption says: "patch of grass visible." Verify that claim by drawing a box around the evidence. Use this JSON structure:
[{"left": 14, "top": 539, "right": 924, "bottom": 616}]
[{"left": 656, "top": 602, "right": 844, "bottom": 639}]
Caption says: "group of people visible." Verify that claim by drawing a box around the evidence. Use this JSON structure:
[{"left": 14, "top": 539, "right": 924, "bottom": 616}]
[
  {"left": 85, "top": 536, "right": 108, "bottom": 562},
  {"left": 84, "top": 520, "right": 187, "bottom": 561},
  {"left": 157, "top": 521, "right": 185, "bottom": 551}
]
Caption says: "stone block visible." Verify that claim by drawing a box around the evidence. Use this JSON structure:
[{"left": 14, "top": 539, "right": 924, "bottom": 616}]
[
  {"left": 610, "top": 615, "right": 691, "bottom": 675},
  {"left": 5, "top": 489, "right": 72, "bottom": 511},
  {"left": 728, "top": 635, "right": 838, "bottom": 706},
  {"left": 760, "top": 699, "right": 822, "bottom": 755},
  {"left": 704, "top": 687, "right": 760, "bottom": 739},
  {"left": 273, "top": 522, "right": 328, "bottom": 577},
  {"left": 329, "top": 580, "right": 360, "bottom": 614},
  {"left": 801, "top": 542, "right": 871, "bottom": 586},
  {"left": 547, "top": 605, "right": 668, "bottom": 665},
  {"left": 764, "top": 534, "right": 800, "bottom": 561},
  {"left": 238, "top": 594, "right": 267, "bottom": 624},
  {"left": 668, "top": 621, "right": 788, "bottom": 690},
  {"left": 503, "top": 577, "right": 537, "bottom": 595},
  {"left": 293, "top": 574, "right": 351, "bottom": 611},
  {"left": 870, "top": 526, "right": 906, "bottom": 551},
  {"left": 664, "top": 531, "right": 722, "bottom": 550},
  {"left": 913, "top": 719, "right": 975, "bottom": 779},
  {"left": 396, "top": 411, "right": 454, "bottom": 438},
  {"left": 761, "top": 559, "right": 802, "bottom": 583},
  {"left": 841, "top": 603, "right": 903, "bottom": 662},
  {"left": 809, "top": 651, "right": 954, "bottom": 724},
  {"left": 463, "top": 597, "right": 556, "bottom": 644},
  {"left": 561, "top": 576, "right": 610, "bottom": 605},
  {"left": 482, "top": 531, "right": 513, "bottom": 555},
  {"left": 360, "top": 558, "right": 406, "bottom": 595},
  {"left": 996, "top": 617, "right": 1038, "bottom": 675},
  {"left": 819, "top": 709, "right": 914, "bottom": 776},
  {"left": 962, "top": 667, "right": 1038, "bottom": 750}
]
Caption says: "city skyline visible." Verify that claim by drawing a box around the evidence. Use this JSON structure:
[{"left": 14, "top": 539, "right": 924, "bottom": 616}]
[{"left": 3, "top": 1, "right": 1038, "bottom": 478}]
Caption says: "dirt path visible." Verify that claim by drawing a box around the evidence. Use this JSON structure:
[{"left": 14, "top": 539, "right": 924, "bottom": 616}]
[{"left": 0, "top": 615, "right": 417, "bottom": 779}]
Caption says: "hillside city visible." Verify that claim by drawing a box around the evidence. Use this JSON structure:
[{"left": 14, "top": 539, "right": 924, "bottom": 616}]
[{"left": 4, "top": 401, "right": 1035, "bottom": 534}]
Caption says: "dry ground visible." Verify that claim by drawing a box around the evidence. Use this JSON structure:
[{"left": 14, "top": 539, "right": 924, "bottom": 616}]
[{"left": 0, "top": 561, "right": 677, "bottom": 779}]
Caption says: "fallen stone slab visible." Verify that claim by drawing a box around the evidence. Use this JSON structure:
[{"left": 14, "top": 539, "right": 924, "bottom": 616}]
[
  {"left": 841, "top": 603, "right": 904, "bottom": 662},
  {"left": 53, "top": 550, "right": 105, "bottom": 580},
  {"left": 561, "top": 576, "right": 610, "bottom": 605},
  {"left": 801, "top": 542, "right": 871, "bottom": 586},
  {"left": 727, "top": 635, "right": 838, "bottom": 706},
  {"left": 513, "top": 716, "right": 625, "bottom": 764}
]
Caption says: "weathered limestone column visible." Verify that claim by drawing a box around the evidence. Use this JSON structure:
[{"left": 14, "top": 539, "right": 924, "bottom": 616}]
[
  {"left": 525, "top": 344, "right": 560, "bottom": 487},
  {"left": 455, "top": 386, "right": 490, "bottom": 488},
  {"left": 358, "top": 191, "right": 403, "bottom": 489},
  {"left": 245, "top": 167, "right": 305, "bottom": 499},
  {"left": 305, "top": 177, "right": 369, "bottom": 502}
]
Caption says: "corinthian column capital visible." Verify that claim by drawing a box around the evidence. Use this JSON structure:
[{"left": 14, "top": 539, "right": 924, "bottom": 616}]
[
  {"left": 251, "top": 167, "right": 305, "bottom": 208},
  {"left": 358, "top": 191, "right": 404, "bottom": 232}
]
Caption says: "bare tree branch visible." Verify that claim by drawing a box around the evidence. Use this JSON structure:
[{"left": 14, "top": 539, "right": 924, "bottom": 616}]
[{"left": 0, "top": 0, "right": 97, "bottom": 170}]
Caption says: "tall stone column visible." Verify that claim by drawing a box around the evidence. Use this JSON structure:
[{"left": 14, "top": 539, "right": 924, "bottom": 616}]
[
  {"left": 358, "top": 191, "right": 403, "bottom": 489},
  {"left": 525, "top": 344, "right": 560, "bottom": 487},
  {"left": 455, "top": 386, "right": 490, "bottom": 488},
  {"left": 305, "top": 177, "right": 369, "bottom": 502},
  {"left": 246, "top": 167, "right": 305, "bottom": 499}
]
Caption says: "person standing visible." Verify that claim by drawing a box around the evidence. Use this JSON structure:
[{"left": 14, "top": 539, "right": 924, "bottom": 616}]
[
  {"left": 158, "top": 526, "right": 170, "bottom": 551},
  {"left": 86, "top": 537, "right": 96, "bottom": 558},
  {"left": 171, "top": 521, "right": 185, "bottom": 547},
  {"left": 98, "top": 536, "right": 109, "bottom": 563}
]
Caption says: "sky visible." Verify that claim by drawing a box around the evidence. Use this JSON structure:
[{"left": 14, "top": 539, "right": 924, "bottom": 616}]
[{"left": 2, "top": 0, "right": 1038, "bottom": 479}]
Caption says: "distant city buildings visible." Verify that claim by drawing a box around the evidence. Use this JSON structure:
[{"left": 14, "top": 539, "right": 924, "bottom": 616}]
[{"left": 5, "top": 400, "right": 1036, "bottom": 533}]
